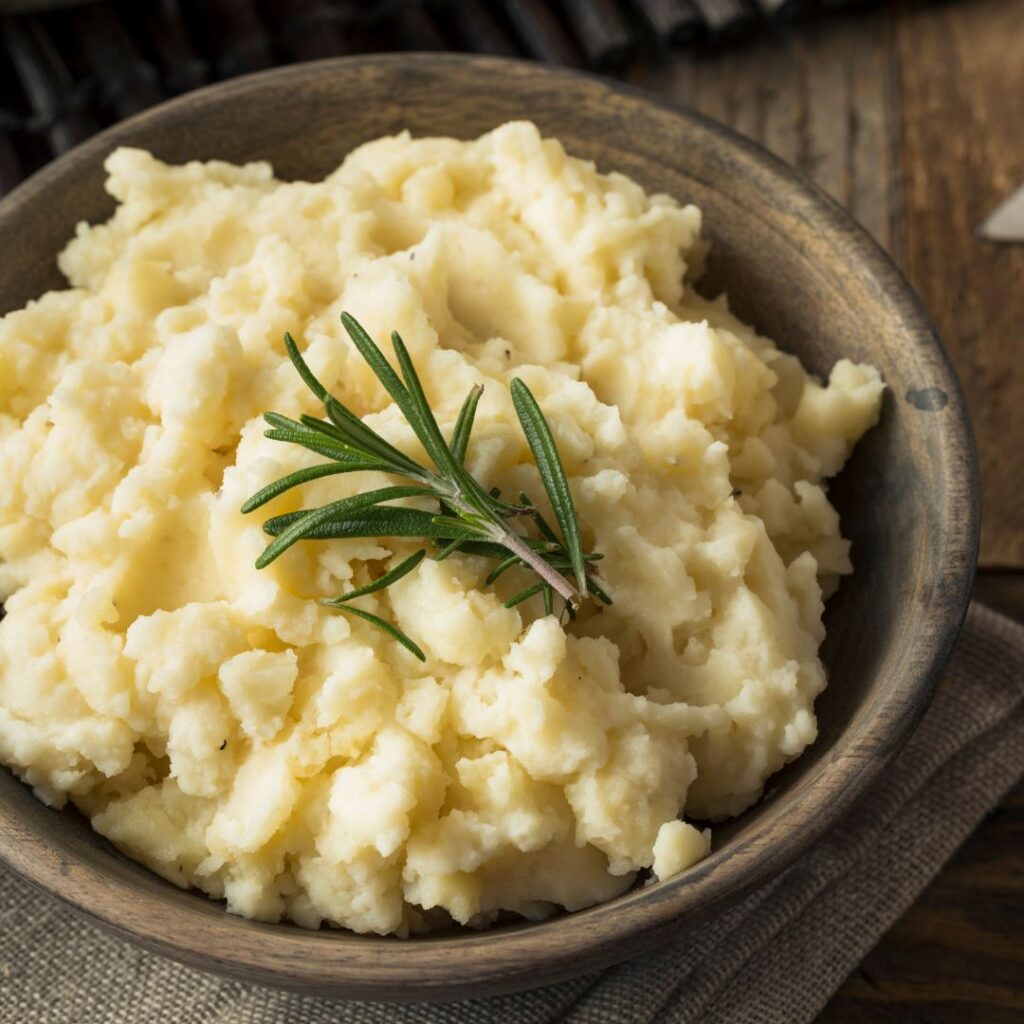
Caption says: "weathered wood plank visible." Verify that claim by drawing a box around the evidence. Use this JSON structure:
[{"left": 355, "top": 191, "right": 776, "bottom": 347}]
[
  {"left": 627, "top": 11, "right": 899, "bottom": 246},
  {"left": 975, "top": 569, "right": 1024, "bottom": 622},
  {"left": 821, "top": 773, "right": 1024, "bottom": 1023},
  {"left": 895, "top": 0, "right": 1024, "bottom": 568},
  {"left": 631, "top": 0, "right": 1023, "bottom": 569}
]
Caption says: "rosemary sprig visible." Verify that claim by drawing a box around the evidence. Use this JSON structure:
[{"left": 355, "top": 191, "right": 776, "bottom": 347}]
[{"left": 242, "top": 313, "right": 609, "bottom": 659}]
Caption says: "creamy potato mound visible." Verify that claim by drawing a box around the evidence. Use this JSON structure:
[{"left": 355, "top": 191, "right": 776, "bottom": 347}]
[{"left": 0, "top": 123, "right": 883, "bottom": 934}]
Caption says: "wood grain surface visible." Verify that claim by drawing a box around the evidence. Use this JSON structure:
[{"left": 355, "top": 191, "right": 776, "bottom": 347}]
[
  {"left": 822, "top": 773, "right": 1024, "bottom": 1023},
  {"left": 630, "top": 1, "right": 1024, "bottom": 1018},
  {"left": 632, "top": 0, "right": 1023, "bottom": 573},
  {"left": 897, "top": 0, "right": 1024, "bottom": 569}
]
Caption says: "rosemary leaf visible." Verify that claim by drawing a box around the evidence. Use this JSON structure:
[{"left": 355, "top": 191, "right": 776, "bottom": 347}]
[
  {"left": 242, "top": 462, "right": 386, "bottom": 514},
  {"left": 388, "top": 328, "right": 498, "bottom": 518},
  {"left": 518, "top": 490, "right": 560, "bottom": 545},
  {"left": 298, "top": 414, "right": 349, "bottom": 442},
  {"left": 433, "top": 537, "right": 465, "bottom": 561},
  {"left": 263, "top": 411, "right": 309, "bottom": 432},
  {"left": 263, "top": 506, "right": 470, "bottom": 541},
  {"left": 452, "top": 540, "right": 526, "bottom": 562},
  {"left": 323, "top": 396, "right": 426, "bottom": 478},
  {"left": 255, "top": 486, "right": 435, "bottom": 568},
  {"left": 504, "top": 582, "right": 546, "bottom": 609},
  {"left": 485, "top": 554, "right": 520, "bottom": 585},
  {"left": 339, "top": 313, "right": 429, "bottom": 452},
  {"left": 263, "top": 428, "right": 373, "bottom": 465},
  {"left": 449, "top": 384, "right": 484, "bottom": 465},
  {"left": 322, "top": 549, "right": 425, "bottom": 605},
  {"left": 389, "top": 328, "right": 463, "bottom": 473},
  {"left": 510, "top": 379, "right": 587, "bottom": 595},
  {"left": 295, "top": 415, "right": 409, "bottom": 469},
  {"left": 283, "top": 331, "right": 428, "bottom": 478},
  {"left": 284, "top": 331, "right": 330, "bottom": 403},
  {"left": 430, "top": 514, "right": 489, "bottom": 538},
  {"left": 332, "top": 604, "right": 426, "bottom": 662}
]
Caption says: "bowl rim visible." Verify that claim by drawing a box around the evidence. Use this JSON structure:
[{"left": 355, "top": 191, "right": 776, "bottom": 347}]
[{"left": 0, "top": 52, "right": 980, "bottom": 1001}]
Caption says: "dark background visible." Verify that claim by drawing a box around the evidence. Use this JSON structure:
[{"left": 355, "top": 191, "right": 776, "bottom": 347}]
[{"left": 0, "top": 0, "right": 946, "bottom": 192}]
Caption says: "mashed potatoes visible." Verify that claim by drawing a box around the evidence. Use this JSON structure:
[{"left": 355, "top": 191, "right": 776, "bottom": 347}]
[{"left": 0, "top": 122, "right": 883, "bottom": 934}]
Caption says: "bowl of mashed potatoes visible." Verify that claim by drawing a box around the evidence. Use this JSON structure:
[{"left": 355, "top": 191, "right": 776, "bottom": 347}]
[{"left": 0, "top": 55, "right": 978, "bottom": 1000}]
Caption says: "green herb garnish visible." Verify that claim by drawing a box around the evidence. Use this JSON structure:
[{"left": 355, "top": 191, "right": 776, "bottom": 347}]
[{"left": 242, "top": 313, "right": 610, "bottom": 659}]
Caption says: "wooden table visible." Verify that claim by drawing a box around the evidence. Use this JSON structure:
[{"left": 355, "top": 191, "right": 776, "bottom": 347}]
[{"left": 630, "top": 0, "right": 1024, "bottom": 1018}]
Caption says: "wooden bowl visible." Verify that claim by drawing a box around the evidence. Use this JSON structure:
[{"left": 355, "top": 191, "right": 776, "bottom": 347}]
[{"left": 0, "top": 55, "right": 979, "bottom": 1001}]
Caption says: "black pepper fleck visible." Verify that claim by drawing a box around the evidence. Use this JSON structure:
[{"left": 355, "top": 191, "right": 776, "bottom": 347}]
[{"left": 219, "top": 740, "right": 228, "bottom": 751}]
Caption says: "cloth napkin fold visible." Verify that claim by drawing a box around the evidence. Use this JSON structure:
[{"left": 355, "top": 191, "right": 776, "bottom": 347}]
[{"left": 1, "top": 602, "right": 1022, "bottom": 1024}]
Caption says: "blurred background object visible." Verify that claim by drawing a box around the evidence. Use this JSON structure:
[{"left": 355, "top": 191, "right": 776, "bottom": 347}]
[
  {"left": 0, "top": 0, "right": 951, "bottom": 186},
  {"left": 980, "top": 183, "right": 1024, "bottom": 242}
]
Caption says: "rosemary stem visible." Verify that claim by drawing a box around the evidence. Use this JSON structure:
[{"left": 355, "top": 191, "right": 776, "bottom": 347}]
[
  {"left": 442, "top": 485, "right": 580, "bottom": 607},
  {"left": 488, "top": 522, "right": 581, "bottom": 607}
]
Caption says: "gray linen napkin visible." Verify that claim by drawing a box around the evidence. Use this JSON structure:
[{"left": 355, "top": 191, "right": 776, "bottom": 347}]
[{"left": 1, "top": 602, "right": 1022, "bottom": 1024}]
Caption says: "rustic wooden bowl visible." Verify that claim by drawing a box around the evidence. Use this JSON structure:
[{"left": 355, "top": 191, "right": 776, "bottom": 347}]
[{"left": 0, "top": 54, "right": 979, "bottom": 1001}]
